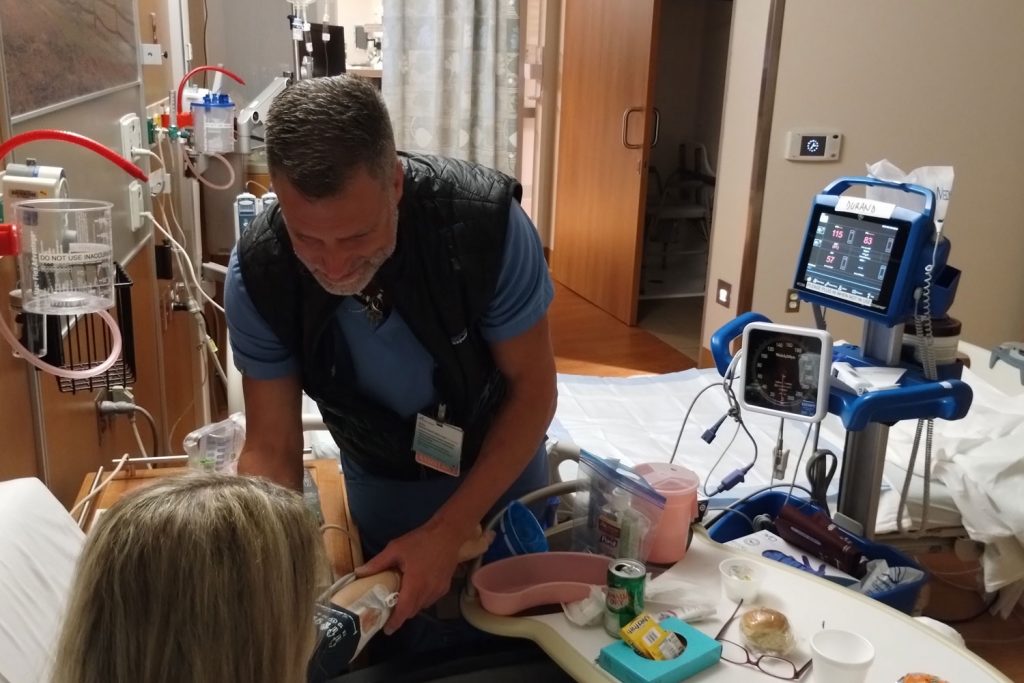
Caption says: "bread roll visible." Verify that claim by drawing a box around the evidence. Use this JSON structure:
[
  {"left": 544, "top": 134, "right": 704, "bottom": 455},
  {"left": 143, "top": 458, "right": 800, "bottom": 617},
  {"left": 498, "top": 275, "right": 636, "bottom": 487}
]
[{"left": 739, "top": 607, "right": 794, "bottom": 655}]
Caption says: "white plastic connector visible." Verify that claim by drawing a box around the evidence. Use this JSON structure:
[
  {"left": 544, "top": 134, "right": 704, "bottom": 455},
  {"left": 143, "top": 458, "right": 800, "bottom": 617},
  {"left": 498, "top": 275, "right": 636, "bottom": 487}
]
[
  {"left": 127, "top": 181, "right": 144, "bottom": 231},
  {"left": 148, "top": 168, "right": 170, "bottom": 195},
  {"left": 119, "top": 114, "right": 143, "bottom": 160}
]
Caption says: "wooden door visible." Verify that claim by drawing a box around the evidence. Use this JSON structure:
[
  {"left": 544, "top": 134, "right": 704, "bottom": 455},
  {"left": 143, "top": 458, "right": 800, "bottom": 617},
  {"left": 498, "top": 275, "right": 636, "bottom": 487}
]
[{"left": 550, "top": 0, "right": 660, "bottom": 325}]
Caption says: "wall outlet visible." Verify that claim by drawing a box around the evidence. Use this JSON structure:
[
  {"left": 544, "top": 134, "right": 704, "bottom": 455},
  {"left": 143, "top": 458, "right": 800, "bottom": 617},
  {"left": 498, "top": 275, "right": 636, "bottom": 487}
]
[
  {"left": 127, "top": 180, "right": 144, "bottom": 231},
  {"left": 119, "top": 114, "right": 143, "bottom": 160},
  {"left": 716, "top": 279, "right": 732, "bottom": 308},
  {"left": 785, "top": 288, "right": 801, "bottom": 313}
]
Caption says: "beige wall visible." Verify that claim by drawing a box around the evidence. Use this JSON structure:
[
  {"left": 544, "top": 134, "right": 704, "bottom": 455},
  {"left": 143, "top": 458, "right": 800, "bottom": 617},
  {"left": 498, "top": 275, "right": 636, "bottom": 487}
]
[
  {"left": 701, "top": 0, "right": 772, "bottom": 349},
  {"left": 706, "top": 0, "right": 1024, "bottom": 349},
  {"left": 138, "top": 0, "right": 167, "bottom": 104}
]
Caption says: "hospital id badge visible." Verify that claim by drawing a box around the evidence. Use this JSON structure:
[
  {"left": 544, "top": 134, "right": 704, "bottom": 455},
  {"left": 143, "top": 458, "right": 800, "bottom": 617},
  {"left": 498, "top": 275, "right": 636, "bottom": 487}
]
[{"left": 413, "top": 413, "right": 463, "bottom": 477}]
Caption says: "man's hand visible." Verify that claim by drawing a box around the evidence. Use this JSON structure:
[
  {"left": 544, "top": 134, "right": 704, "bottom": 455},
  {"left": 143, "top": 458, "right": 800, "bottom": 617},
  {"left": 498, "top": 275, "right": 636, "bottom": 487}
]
[{"left": 354, "top": 518, "right": 482, "bottom": 634}]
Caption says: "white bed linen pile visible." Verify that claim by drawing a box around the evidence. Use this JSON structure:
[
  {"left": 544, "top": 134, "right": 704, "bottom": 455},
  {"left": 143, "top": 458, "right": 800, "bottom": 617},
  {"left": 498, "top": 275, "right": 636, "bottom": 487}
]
[{"left": 884, "top": 367, "right": 1024, "bottom": 613}]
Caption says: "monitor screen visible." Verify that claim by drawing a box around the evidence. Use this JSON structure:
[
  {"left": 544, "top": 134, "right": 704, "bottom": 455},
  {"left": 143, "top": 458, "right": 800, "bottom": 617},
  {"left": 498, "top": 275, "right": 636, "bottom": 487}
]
[
  {"left": 295, "top": 22, "right": 346, "bottom": 78},
  {"left": 794, "top": 209, "right": 910, "bottom": 317}
]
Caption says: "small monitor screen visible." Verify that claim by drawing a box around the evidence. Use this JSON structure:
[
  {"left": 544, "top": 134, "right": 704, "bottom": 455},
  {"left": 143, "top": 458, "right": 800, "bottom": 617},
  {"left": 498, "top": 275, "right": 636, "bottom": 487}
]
[
  {"left": 801, "top": 135, "right": 827, "bottom": 157},
  {"left": 795, "top": 209, "right": 910, "bottom": 315},
  {"left": 295, "top": 22, "right": 346, "bottom": 78}
]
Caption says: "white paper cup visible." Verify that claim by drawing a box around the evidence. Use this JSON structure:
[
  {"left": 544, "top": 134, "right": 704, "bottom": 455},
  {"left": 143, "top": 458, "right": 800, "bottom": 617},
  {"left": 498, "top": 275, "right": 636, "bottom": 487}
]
[
  {"left": 810, "top": 629, "right": 875, "bottom": 683},
  {"left": 719, "top": 558, "right": 762, "bottom": 602}
]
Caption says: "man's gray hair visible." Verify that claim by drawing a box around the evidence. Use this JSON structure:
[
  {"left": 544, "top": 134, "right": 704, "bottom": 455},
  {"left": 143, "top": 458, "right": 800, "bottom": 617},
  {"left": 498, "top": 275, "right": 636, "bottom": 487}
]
[{"left": 266, "top": 75, "right": 396, "bottom": 198}]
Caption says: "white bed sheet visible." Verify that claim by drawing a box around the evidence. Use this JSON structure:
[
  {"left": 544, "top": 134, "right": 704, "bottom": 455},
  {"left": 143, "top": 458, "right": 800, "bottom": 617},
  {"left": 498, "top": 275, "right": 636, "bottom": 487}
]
[
  {"left": 548, "top": 369, "right": 850, "bottom": 507},
  {"left": 549, "top": 363, "right": 1024, "bottom": 605}
]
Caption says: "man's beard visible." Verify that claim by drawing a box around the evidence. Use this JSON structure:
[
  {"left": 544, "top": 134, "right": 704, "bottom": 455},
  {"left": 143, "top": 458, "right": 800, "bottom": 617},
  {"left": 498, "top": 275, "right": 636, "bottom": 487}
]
[{"left": 306, "top": 243, "right": 394, "bottom": 296}]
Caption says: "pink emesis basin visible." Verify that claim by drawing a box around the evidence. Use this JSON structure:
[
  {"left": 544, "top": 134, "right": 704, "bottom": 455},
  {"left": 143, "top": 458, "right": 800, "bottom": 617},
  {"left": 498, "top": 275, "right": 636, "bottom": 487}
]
[
  {"left": 634, "top": 462, "right": 700, "bottom": 565},
  {"left": 472, "top": 552, "right": 611, "bottom": 616}
]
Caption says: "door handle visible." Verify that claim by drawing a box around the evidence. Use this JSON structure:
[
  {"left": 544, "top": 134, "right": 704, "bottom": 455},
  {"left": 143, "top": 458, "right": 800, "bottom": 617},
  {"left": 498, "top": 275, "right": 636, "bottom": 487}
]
[
  {"left": 621, "top": 107, "right": 644, "bottom": 149},
  {"left": 651, "top": 107, "right": 661, "bottom": 148}
]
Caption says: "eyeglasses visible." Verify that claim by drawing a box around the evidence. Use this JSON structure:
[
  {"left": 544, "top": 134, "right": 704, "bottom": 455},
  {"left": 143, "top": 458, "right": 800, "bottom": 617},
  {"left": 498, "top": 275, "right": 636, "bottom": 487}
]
[{"left": 714, "top": 600, "right": 813, "bottom": 680}]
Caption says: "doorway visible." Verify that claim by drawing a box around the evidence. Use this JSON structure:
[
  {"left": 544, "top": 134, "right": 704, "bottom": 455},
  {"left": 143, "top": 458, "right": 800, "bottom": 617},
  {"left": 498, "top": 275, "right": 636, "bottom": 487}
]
[
  {"left": 541, "top": 0, "right": 733, "bottom": 363},
  {"left": 638, "top": 0, "right": 733, "bottom": 361}
]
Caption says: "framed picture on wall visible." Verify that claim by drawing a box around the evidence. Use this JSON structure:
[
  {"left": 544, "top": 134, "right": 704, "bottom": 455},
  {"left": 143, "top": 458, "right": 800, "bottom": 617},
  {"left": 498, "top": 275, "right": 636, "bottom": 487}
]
[{"left": 0, "top": 0, "right": 140, "bottom": 119}]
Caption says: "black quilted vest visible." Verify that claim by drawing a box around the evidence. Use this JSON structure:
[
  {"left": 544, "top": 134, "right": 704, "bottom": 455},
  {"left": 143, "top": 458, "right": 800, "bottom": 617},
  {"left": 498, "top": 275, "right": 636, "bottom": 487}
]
[{"left": 238, "top": 153, "right": 522, "bottom": 480}]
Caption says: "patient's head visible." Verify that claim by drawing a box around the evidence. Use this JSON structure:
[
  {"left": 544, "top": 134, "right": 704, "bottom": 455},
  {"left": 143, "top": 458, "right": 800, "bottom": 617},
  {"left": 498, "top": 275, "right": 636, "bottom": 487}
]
[{"left": 52, "top": 473, "right": 328, "bottom": 683}]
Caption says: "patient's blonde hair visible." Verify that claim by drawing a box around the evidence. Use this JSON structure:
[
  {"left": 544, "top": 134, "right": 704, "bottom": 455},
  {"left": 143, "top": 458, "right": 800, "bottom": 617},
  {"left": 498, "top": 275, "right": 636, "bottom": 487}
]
[{"left": 52, "top": 473, "right": 328, "bottom": 683}]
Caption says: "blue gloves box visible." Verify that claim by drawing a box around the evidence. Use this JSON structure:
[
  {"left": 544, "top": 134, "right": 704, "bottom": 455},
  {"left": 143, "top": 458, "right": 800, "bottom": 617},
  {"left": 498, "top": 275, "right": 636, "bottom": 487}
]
[{"left": 597, "top": 617, "right": 721, "bottom": 683}]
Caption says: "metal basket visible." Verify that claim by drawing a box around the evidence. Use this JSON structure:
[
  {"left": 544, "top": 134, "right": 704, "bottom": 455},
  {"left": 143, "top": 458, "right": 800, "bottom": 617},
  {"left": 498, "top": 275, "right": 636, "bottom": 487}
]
[{"left": 26, "top": 262, "right": 137, "bottom": 394}]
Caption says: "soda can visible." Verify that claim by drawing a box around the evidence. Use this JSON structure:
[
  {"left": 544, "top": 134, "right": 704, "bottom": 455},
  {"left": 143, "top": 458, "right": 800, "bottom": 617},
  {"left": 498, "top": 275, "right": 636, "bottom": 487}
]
[{"left": 604, "top": 558, "right": 646, "bottom": 637}]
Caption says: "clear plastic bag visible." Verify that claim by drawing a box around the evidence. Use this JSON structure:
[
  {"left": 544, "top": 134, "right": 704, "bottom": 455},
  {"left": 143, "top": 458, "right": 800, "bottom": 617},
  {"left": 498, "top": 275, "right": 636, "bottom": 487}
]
[
  {"left": 571, "top": 450, "right": 666, "bottom": 561},
  {"left": 182, "top": 412, "right": 245, "bottom": 474},
  {"left": 865, "top": 159, "right": 954, "bottom": 227}
]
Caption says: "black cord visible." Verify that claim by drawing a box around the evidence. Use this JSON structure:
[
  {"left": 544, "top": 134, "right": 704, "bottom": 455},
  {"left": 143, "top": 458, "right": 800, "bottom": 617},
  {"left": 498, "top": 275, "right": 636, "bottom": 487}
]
[
  {"left": 131, "top": 406, "right": 162, "bottom": 457},
  {"left": 322, "top": 25, "right": 330, "bottom": 77},
  {"left": 937, "top": 591, "right": 1000, "bottom": 625},
  {"left": 806, "top": 448, "right": 838, "bottom": 515},
  {"left": 703, "top": 483, "right": 815, "bottom": 530},
  {"left": 202, "top": 0, "right": 209, "bottom": 80}
]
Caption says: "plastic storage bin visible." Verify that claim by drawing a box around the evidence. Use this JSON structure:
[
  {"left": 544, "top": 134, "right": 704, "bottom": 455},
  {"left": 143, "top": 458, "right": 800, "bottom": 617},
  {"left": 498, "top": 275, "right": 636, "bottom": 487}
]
[
  {"left": 706, "top": 491, "right": 927, "bottom": 614},
  {"left": 634, "top": 462, "right": 699, "bottom": 564}
]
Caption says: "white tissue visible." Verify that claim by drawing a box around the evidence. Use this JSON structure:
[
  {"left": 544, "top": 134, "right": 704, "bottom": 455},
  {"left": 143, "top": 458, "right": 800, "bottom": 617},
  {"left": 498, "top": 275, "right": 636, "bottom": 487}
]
[
  {"left": 865, "top": 159, "right": 954, "bottom": 229},
  {"left": 562, "top": 585, "right": 606, "bottom": 627}
]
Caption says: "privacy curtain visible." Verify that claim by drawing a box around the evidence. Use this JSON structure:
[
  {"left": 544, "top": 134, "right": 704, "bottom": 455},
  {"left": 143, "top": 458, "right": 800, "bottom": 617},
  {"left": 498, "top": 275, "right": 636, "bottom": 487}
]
[{"left": 382, "top": 0, "right": 520, "bottom": 176}]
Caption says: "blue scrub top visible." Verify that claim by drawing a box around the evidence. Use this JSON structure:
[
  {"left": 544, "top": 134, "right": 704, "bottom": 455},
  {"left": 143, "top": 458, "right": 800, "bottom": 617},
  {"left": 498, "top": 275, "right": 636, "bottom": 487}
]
[{"left": 226, "top": 201, "right": 554, "bottom": 553}]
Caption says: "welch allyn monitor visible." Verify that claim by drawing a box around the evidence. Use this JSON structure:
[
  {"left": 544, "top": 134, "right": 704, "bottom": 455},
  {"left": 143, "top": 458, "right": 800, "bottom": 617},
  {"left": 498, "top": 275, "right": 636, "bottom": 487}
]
[
  {"left": 739, "top": 322, "right": 833, "bottom": 423},
  {"left": 791, "top": 179, "right": 945, "bottom": 328}
]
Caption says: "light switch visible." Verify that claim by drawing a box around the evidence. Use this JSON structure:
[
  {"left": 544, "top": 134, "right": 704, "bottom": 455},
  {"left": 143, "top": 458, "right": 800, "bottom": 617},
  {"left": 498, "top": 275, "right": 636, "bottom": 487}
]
[{"left": 716, "top": 279, "right": 732, "bottom": 308}]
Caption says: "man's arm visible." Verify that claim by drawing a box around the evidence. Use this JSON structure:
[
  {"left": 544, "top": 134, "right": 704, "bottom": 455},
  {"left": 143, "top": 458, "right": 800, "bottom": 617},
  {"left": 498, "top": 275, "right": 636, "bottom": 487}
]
[
  {"left": 432, "top": 313, "right": 557, "bottom": 540},
  {"left": 356, "top": 313, "right": 557, "bottom": 632},
  {"left": 238, "top": 373, "right": 305, "bottom": 491}
]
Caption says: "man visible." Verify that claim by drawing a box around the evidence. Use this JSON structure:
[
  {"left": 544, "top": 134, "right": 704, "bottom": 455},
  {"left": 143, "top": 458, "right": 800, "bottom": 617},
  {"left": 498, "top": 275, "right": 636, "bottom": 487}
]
[{"left": 224, "top": 75, "right": 556, "bottom": 645}]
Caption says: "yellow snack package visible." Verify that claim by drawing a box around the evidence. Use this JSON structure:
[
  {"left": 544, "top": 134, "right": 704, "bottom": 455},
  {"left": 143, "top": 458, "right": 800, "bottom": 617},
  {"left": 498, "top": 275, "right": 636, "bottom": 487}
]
[{"left": 621, "top": 612, "right": 687, "bottom": 660}]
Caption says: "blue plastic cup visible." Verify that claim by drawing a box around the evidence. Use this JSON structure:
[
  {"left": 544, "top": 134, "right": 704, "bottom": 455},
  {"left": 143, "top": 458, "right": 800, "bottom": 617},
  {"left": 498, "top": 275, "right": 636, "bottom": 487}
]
[{"left": 482, "top": 501, "right": 549, "bottom": 564}]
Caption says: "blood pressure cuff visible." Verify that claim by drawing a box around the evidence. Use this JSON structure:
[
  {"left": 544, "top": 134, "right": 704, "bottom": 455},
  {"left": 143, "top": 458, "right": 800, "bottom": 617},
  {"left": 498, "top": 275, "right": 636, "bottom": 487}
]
[{"left": 308, "top": 602, "right": 361, "bottom": 683}]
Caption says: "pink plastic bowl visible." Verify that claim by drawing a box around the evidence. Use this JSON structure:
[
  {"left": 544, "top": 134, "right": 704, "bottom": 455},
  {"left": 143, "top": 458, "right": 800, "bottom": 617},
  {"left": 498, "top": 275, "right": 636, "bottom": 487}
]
[{"left": 472, "top": 552, "right": 611, "bottom": 616}]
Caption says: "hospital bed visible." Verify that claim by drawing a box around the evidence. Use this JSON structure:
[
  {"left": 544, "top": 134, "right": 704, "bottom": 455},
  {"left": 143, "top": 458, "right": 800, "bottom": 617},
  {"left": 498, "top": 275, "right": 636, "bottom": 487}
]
[
  {"left": 541, "top": 339, "right": 1024, "bottom": 617},
  {"left": 296, "top": 337, "right": 1024, "bottom": 616}
]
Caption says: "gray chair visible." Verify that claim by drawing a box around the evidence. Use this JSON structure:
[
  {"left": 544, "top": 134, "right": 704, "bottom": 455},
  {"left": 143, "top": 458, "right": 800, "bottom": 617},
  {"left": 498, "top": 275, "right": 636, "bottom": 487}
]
[{"left": 646, "top": 142, "right": 715, "bottom": 271}]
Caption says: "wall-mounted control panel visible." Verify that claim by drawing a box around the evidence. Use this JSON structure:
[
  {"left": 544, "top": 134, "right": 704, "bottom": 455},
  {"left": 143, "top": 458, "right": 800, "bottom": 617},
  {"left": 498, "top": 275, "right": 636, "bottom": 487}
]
[{"left": 785, "top": 131, "right": 842, "bottom": 161}]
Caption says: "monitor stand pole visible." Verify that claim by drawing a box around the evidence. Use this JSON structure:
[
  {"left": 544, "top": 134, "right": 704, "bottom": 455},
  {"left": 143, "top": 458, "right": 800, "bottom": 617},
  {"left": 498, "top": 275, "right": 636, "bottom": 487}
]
[{"left": 834, "top": 321, "right": 902, "bottom": 538}]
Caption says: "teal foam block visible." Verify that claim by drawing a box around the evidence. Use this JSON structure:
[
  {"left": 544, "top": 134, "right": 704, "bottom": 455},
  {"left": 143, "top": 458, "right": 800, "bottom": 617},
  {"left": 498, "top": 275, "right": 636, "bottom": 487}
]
[{"left": 597, "top": 618, "right": 722, "bottom": 683}]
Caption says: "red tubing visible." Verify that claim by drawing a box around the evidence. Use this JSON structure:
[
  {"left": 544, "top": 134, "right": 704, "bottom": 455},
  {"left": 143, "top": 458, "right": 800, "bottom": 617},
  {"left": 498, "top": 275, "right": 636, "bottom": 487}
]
[
  {"left": 0, "top": 129, "right": 147, "bottom": 181},
  {"left": 177, "top": 66, "right": 246, "bottom": 116}
]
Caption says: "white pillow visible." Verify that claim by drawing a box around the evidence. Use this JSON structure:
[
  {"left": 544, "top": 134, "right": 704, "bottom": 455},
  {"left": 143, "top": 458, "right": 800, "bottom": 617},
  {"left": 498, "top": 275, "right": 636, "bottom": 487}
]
[{"left": 0, "top": 478, "right": 85, "bottom": 683}]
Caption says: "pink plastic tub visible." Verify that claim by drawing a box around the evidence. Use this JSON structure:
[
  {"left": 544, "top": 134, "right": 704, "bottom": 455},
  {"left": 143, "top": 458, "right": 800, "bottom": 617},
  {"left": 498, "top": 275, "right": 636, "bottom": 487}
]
[{"left": 471, "top": 552, "right": 611, "bottom": 616}]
